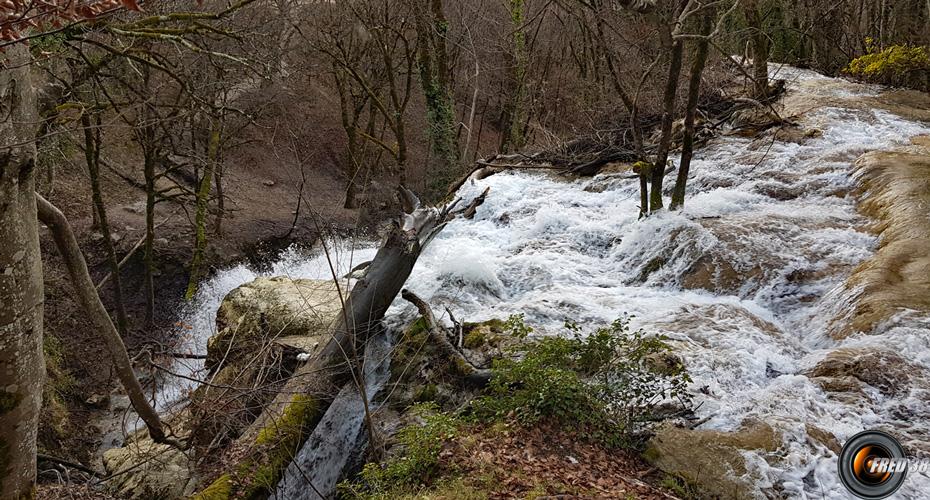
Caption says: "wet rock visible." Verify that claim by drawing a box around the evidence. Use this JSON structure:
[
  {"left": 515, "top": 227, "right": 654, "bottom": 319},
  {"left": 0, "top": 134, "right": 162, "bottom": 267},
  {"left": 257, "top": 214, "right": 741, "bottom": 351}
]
[
  {"left": 645, "top": 419, "right": 782, "bottom": 499},
  {"left": 830, "top": 151, "right": 930, "bottom": 338},
  {"left": 753, "top": 182, "right": 802, "bottom": 201},
  {"left": 749, "top": 126, "right": 823, "bottom": 148},
  {"left": 807, "top": 348, "right": 914, "bottom": 396},
  {"left": 805, "top": 424, "right": 841, "bottom": 454}
]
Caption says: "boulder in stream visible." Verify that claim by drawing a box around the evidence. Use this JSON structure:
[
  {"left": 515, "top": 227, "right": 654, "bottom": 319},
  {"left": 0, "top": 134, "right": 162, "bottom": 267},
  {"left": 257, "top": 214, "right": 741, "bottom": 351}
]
[
  {"left": 191, "top": 277, "right": 344, "bottom": 449},
  {"left": 206, "top": 277, "right": 344, "bottom": 372}
]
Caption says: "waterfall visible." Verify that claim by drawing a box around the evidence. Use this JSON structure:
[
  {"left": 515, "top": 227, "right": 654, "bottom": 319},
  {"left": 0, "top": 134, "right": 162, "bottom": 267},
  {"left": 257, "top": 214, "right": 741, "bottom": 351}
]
[{"left": 170, "top": 65, "right": 930, "bottom": 498}]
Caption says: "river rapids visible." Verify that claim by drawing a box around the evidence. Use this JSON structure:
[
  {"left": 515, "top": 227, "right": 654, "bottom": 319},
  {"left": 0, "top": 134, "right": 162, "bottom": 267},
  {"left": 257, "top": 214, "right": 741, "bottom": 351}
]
[{"left": 166, "top": 66, "right": 930, "bottom": 498}]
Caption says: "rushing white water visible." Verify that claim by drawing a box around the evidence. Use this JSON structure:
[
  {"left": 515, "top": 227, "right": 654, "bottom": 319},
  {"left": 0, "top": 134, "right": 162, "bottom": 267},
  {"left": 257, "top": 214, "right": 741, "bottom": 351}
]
[{"left": 169, "top": 66, "right": 930, "bottom": 498}]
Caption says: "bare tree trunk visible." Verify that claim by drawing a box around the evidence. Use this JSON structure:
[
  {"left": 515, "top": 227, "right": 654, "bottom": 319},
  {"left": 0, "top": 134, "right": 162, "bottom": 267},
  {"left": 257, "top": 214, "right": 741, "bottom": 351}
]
[
  {"left": 743, "top": 0, "right": 769, "bottom": 99},
  {"left": 649, "top": 33, "right": 684, "bottom": 212},
  {"left": 193, "top": 187, "right": 488, "bottom": 498},
  {"left": 35, "top": 195, "right": 176, "bottom": 447},
  {"left": 0, "top": 43, "right": 44, "bottom": 499},
  {"left": 671, "top": 5, "right": 714, "bottom": 210},
  {"left": 83, "top": 115, "right": 130, "bottom": 334}
]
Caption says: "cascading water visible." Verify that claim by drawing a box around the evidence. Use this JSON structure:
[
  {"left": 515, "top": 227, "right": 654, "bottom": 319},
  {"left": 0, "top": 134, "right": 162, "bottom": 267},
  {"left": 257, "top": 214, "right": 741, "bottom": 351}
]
[
  {"left": 153, "top": 243, "right": 377, "bottom": 413},
  {"left": 169, "top": 66, "right": 930, "bottom": 498}
]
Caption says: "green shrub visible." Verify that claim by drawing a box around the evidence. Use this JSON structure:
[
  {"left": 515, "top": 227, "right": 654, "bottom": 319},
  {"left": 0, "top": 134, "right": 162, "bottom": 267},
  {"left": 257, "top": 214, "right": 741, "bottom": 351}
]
[
  {"left": 342, "top": 316, "right": 692, "bottom": 498},
  {"left": 343, "top": 403, "right": 461, "bottom": 498},
  {"left": 474, "top": 317, "right": 692, "bottom": 446},
  {"left": 846, "top": 40, "right": 930, "bottom": 90}
]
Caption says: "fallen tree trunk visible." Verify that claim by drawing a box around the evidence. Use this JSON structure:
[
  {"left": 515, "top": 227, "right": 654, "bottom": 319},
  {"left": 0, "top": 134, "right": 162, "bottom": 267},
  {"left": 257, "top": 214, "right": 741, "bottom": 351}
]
[{"left": 192, "top": 186, "right": 488, "bottom": 499}]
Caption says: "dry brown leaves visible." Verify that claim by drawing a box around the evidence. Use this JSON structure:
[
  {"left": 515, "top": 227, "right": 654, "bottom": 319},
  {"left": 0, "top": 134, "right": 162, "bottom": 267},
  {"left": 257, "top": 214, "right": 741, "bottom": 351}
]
[{"left": 439, "top": 420, "right": 681, "bottom": 499}]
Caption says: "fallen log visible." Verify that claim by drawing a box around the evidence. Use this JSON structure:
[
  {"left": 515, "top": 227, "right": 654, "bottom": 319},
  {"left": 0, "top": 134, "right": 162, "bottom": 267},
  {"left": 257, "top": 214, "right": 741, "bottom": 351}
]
[
  {"left": 191, "top": 186, "right": 489, "bottom": 499},
  {"left": 401, "top": 289, "right": 491, "bottom": 387}
]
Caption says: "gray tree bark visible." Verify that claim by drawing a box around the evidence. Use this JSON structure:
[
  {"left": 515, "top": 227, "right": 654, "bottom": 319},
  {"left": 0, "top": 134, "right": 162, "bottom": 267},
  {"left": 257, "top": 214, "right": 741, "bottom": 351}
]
[{"left": 0, "top": 43, "right": 45, "bottom": 499}]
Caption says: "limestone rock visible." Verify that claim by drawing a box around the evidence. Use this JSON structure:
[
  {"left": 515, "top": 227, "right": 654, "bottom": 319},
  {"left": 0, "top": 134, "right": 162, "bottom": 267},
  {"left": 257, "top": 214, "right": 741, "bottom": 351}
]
[
  {"left": 807, "top": 348, "right": 914, "bottom": 396},
  {"left": 207, "top": 277, "right": 344, "bottom": 372},
  {"left": 103, "top": 426, "right": 194, "bottom": 499},
  {"left": 645, "top": 420, "right": 782, "bottom": 499},
  {"left": 192, "top": 277, "right": 343, "bottom": 448}
]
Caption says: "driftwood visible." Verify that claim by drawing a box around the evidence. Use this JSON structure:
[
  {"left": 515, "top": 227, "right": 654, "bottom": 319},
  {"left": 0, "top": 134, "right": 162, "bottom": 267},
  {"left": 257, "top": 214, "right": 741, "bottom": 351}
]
[
  {"left": 567, "top": 149, "right": 639, "bottom": 176},
  {"left": 465, "top": 82, "right": 789, "bottom": 179}
]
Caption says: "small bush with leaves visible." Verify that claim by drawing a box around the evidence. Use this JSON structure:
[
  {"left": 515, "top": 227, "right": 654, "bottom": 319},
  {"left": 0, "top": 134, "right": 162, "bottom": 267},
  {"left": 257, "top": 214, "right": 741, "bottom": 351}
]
[
  {"left": 475, "top": 316, "right": 692, "bottom": 446},
  {"left": 341, "top": 402, "right": 460, "bottom": 498},
  {"left": 846, "top": 40, "right": 930, "bottom": 90}
]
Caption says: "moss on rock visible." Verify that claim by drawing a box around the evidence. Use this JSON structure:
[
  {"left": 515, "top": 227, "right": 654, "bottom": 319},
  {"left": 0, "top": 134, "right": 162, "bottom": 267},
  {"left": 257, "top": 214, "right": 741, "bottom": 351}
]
[{"left": 191, "top": 394, "right": 322, "bottom": 500}]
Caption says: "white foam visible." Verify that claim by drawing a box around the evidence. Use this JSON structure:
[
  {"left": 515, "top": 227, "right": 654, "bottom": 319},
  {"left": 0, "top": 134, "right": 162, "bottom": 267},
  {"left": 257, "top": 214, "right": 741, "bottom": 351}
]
[{"left": 169, "top": 66, "right": 930, "bottom": 497}]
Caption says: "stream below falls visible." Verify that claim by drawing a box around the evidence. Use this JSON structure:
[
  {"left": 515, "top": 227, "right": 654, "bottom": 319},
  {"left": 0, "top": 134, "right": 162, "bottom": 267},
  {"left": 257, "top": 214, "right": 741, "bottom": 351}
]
[{"left": 164, "top": 66, "right": 930, "bottom": 498}]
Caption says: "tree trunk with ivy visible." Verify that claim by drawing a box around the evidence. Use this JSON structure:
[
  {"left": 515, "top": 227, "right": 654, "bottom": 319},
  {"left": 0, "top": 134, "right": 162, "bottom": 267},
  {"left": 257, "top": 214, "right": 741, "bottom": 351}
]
[
  {"left": 0, "top": 43, "right": 45, "bottom": 500},
  {"left": 415, "top": 0, "right": 460, "bottom": 183},
  {"left": 501, "top": 0, "right": 528, "bottom": 153}
]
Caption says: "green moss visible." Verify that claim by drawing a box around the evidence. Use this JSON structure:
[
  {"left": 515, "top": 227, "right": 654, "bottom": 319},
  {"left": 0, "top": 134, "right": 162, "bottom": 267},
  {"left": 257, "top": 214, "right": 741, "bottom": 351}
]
[
  {"left": 192, "top": 395, "right": 321, "bottom": 499},
  {"left": 189, "top": 474, "right": 232, "bottom": 500},
  {"left": 462, "top": 319, "right": 506, "bottom": 349},
  {"left": 391, "top": 317, "right": 430, "bottom": 381}
]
